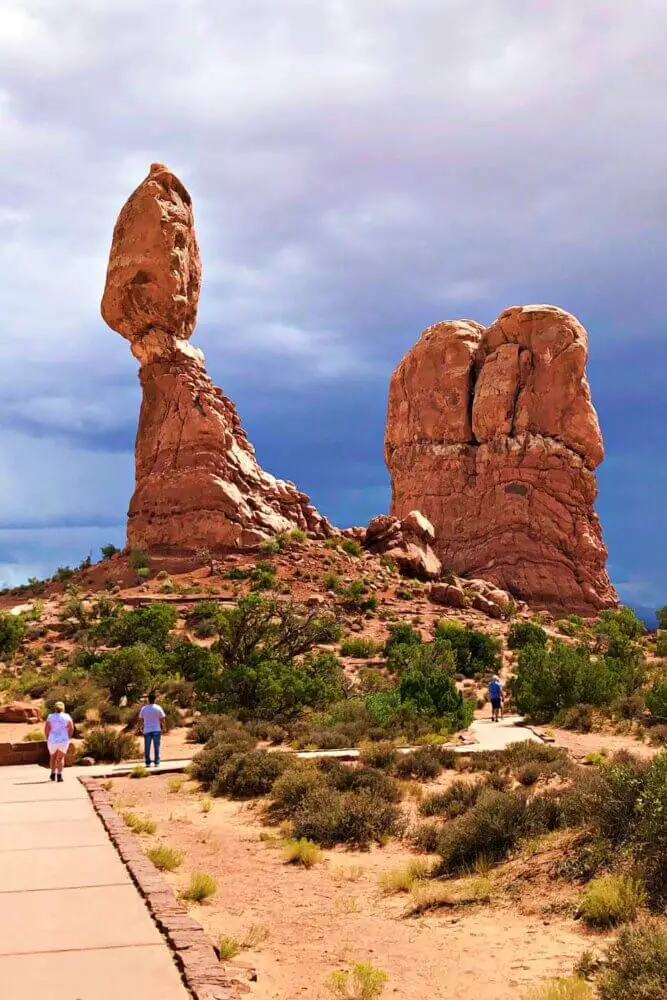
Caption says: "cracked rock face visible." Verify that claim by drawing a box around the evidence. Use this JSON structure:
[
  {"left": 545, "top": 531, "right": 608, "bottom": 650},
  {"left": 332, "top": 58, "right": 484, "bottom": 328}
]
[
  {"left": 385, "top": 305, "right": 618, "bottom": 614},
  {"left": 101, "top": 164, "right": 332, "bottom": 552}
]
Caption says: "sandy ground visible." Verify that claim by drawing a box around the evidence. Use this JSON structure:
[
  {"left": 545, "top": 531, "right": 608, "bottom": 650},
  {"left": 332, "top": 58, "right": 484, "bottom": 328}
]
[{"left": 111, "top": 773, "right": 596, "bottom": 1000}]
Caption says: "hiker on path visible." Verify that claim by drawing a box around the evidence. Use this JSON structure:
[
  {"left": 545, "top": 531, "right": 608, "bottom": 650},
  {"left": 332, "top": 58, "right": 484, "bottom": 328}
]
[
  {"left": 45, "top": 700, "right": 74, "bottom": 782},
  {"left": 488, "top": 674, "right": 504, "bottom": 723},
  {"left": 139, "top": 692, "right": 166, "bottom": 767}
]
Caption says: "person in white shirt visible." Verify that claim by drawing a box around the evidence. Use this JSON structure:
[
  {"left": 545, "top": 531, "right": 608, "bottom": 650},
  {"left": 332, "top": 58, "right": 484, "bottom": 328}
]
[
  {"left": 45, "top": 701, "right": 74, "bottom": 782},
  {"left": 139, "top": 692, "right": 166, "bottom": 767}
]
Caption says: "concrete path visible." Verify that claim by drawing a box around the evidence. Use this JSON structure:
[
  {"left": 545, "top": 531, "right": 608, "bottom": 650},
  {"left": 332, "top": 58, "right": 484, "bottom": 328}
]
[{"left": 0, "top": 765, "right": 190, "bottom": 1000}]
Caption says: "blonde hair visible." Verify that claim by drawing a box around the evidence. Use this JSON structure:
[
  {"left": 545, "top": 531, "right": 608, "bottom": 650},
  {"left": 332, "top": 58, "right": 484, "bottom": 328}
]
[{"left": 55, "top": 701, "right": 65, "bottom": 712}]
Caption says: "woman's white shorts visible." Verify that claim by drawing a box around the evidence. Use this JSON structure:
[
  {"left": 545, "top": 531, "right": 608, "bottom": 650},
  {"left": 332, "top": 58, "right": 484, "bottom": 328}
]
[{"left": 47, "top": 741, "right": 69, "bottom": 754}]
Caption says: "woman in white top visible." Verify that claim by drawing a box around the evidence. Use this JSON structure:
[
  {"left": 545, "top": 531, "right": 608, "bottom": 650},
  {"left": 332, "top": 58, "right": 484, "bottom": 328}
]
[{"left": 44, "top": 701, "right": 74, "bottom": 782}]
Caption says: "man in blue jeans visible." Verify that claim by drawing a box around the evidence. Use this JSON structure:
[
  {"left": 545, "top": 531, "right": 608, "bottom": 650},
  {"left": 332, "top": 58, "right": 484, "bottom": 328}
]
[{"left": 139, "top": 692, "right": 166, "bottom": 767}]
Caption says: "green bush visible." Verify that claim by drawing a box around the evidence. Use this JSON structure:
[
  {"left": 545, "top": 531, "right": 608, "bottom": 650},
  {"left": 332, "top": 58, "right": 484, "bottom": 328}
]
[
  {"left": 598, "top": 920, "right": 667, "bottom": 1000},
  {"left": 433, "top": 620, "right": 501, "bottom": 678},
  {"left": 187, "top": 714, "right": 240, "bottom": 744},
  {"left": 576, "top": 874, "right": 646, "bottom": 927},
  {"left": 101, "top": 602, "right": 177, "bottom": 651},
  {"left": 250, "top": 560, "right": 278, "bottom": 591},
  {"left": 165, "top": 640, "right": 219, "bottom": 685},
  {"left": 436, "top": 789, "right": 527, "bottom": 872},
  {"left": 645, "top": 679, "right": 667, "bottom": 721},
  {"left": 554, "top": 704, "right": 594, "bottom": 733},
  {"left": 190, "top": 732, "right": 256, "bottom": 785},
  {"left": 359, "top": 742, "right": 397, "bottom": 771},
  {"left": 511, "top": 642, "right": 633, "bottom": 722},
  {"left": 634, "top": 750, "right": 667, "bottom": 904},
  {"left": 508, "top": 622, "right": 548, "bottom": 650},
  {"left": 597, "top": 607, "right": 646, "bottom": 641},
  {"left": 83, "top": 727, "right": 139, "bottom": 763},
  {"left": 293, "top": 786, "right": 399, "bottom": 848},
  {"left": 269, "top": 762, "right": 321, "bottom": 818},
  {"left": 211, "top": 749, "right": 289, "bottom": 799},
  {"left": 655, "top": 632, "right": 667, "bottom": 658},
  {"left": 180, "top": 872, "right": 217, "bottom": 903},
  {"left": 186, "top": 601, "right": 222, "bottom": 638},
  {"left": 96, "top": 643, "right": 163, "bottom": 704},
  {"left": 0, "top": 612, "right": 26, "bottom": 659},
  {"left": 340, "top": 538, "right": 362, "bottom": 557},
  {"left": 129, "top": 549, "right": 150, "bottom": 571},
  {"left": 383, "top": 622, "right": 422, "bottom": 656},
  {"left": 339, "top": 580, "right": 377, "bottom": 612},
  {"left": 419, "top": 780, "right": 480, "bottom": 818},
  {"left": 100, "top": 543, "right": 120, "bottom": 559},
  {"left": 395, "top": 746, "right": 444, "bottom": 781},
  {"left": 340, "top": 637, "right": 381, "bottom": 658}
]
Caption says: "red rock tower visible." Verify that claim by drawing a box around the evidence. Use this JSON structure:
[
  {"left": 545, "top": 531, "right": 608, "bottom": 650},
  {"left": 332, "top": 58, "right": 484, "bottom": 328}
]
[
  {"left": 385, "top": 305, "right": 618, "bottom": 614},
  {"left": 101, "top": 164, "right": 331, "bottom": 552}
]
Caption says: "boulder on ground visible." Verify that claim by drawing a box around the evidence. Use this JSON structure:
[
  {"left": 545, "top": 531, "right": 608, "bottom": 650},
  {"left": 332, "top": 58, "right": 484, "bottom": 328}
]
[
  {"left": 0, "top": 701, "right": 41, "bottom": 724},
  {"left": 364, "top": 510, "right": 441, "bottom": 580}
]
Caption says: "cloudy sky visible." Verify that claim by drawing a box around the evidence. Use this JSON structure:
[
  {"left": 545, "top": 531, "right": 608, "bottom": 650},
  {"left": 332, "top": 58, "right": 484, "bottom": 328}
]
[{"left": 1, "top": 0, "right": 665, "bottom": 610}]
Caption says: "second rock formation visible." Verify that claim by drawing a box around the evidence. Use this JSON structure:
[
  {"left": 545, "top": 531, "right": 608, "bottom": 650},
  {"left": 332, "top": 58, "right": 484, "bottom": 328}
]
[{"left": 385, "top": 305, "right": 618, "bottom": 614}]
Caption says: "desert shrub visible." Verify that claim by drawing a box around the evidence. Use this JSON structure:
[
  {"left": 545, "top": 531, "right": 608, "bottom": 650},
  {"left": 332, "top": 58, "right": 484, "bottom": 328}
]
[
  {"left": 269, "top": 762, "right": 322, "bottom": 817},
  {"left": 434, "top": 789, "right": 558, "bottom": 872},
  {"left": 576, "top": 875, "right": 646, "bottom": 927},
  {"left": 326, "top": 962, "right": 387, "bottom": 999},
  {"left": 340, "top": 638, "right": 381, "bottom": 658},
  {"left": 282, "top": 837, "right": 322, "bottom": 868},
  {"left": 293, "top": 787, "right": 399, "bottom": 848},
  {"left": 646, "top": 723, "right": 667, "bottom": 746},
  {"left": 180, "top": 872, "right": 217, "bottom": 903},
  {"left": 165, "top": 640, "right": 219, "bottom": 688},
  {"left": 218, "top": 936, "right": 241, "bottom": 960},
  {"left": 190, "top": 733, "right": 256, "bottom": 785},
  {"left": 517, "top": 763, "right": 541, "bottom": 787},
  {"left": 598, "top": 920, "right": 667, "bottom": 1000},
  {"left": 555, "top": 704, "right": 594, "bottom": 733},
  {"left": 250, "top": 559, "right": 277, "bottom": 591},
  {"left": 187, "top": 714, "right": 241, "bottom": 744},
  {"left": 508, "top": 622, "right": 548, "bottom": 650},
  {"left": 597, "top": 607, "right": 646, "bottom": 642},
  {"left": 562, "top": 754, "right": 649, "bottom": 844},
  {"left": 340, "top": 538, "right": 362, "bottom": 557},
  {"left": 379, "top": 858, "right": 429, "bottom": 893},
  {"left": 211, "top": 749, "right": 290, "bottom": 798},
  {"left": 645, "top": 679, "right": 667, "bottom": 721},
  {"left": 129, "top": 548, "right": 150, "bottom": 570},
  {"left": 419, "top": 780, "right": 480, "bottom": 818},
  {"left": 244, "top": 720, "right": 288, "bottom": 744},
  {"left": 359, "top": 742, "right": 397, "bottom": 771},
  {"left": 186, "top": 601, "right": 222, "bottom": 638},
  {"left": 634, "top": 750, "right": 667, "bottom": 904},
  {"left": 397, "top": 646, "right": 474, "bottom": 732},
  {"left": 323, "top": 763, "right": 402, "bottom": 803},
  {"left": 655, "top": 632, "right": 667, "bottom": 657},
  {"left": 384, "top": 622, "right": 422, "bottom": 656},
  {"left": 511, "top": 642, "right": 633, "bottom": 722},
  {"left": 522, "top": 980, "right": 593, "bottom": 1000},
  {"left": 0, "top": 612, "right": 26, "bottom": 659},
  {"left": 339, "top": 580, "right": 377, "bottom": 612},
  {"left": 96, "top": 643, "right": 163, "bottom": 704},
  {"left": 122, "top": 811, "right": 155, "bottom": 834},
  {"left": 432, "top": 620, "right": 501, "bottom": 678},
  {"left": 411, "top": 822, "right": 441, "bottom": 853},
  {"left": 148, "top": 845, "right": 184, "bottom": 871},
  {"left": 83, "top": 727, "right": 139, "bottom": 762},
  {"left": 100, "top": 543, "right": 120, "bottom": 559},
  {"left": 395, "top": 746, "right": 443, "bottom": 781}
]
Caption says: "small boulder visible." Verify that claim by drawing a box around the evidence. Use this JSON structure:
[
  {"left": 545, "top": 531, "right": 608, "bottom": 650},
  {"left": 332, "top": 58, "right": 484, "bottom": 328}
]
[
  {"left": 430, "top": 582, "right": 468, "bottom": 609},
  {"left": 0, "top": 701, "right": 41, "bottom": 724}
]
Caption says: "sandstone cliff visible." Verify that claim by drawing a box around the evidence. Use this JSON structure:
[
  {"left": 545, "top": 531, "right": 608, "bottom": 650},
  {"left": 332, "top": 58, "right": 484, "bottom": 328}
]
[
  {"left": 385, "top": 305, "right": 618, "bottom": 614},
  {"left": 101, "top": 164, "right": 332, "bottom": 552}
]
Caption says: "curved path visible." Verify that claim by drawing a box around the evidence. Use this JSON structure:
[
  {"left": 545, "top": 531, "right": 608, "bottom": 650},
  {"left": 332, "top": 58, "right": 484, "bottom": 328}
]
[{"left": 0, "top": 765, "right": 190, "bottom": 1000}]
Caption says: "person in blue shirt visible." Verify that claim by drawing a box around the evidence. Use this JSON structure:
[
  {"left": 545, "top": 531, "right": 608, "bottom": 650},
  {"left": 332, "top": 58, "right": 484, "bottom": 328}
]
[{"left": 488, "top": 675, "right": 504, "bottom": 722}]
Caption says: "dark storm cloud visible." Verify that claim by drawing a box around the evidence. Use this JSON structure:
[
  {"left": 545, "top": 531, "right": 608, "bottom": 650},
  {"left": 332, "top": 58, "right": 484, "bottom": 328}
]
[{"left": 0, "top": 0, "right": 665, "bottom": 601}]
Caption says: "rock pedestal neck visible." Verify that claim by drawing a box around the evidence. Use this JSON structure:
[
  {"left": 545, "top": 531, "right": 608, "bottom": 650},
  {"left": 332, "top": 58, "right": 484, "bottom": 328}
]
[
  {"left": 385, "top": 305, "right": 618, "bottom": 615},
  {"left": 101, "top": 164, "right": 332, "bottom": 552}
]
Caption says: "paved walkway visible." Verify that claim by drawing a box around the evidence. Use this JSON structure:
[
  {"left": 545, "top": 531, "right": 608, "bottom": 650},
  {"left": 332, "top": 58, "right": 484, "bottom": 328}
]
[{"left": 0, "top": 765, "right": 190, "bottom": 1000}]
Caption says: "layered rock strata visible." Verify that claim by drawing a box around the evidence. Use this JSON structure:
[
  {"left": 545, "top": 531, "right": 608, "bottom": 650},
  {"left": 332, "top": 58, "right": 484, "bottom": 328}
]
[
  {"left": 101, "top": 164, "right": 332, "bottom": 552},
  {"left": 385, "top": 305, "right": 618, "bottom": 614}
]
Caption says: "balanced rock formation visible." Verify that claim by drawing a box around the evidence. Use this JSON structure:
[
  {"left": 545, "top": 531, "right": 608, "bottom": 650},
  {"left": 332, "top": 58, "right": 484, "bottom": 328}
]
[
  {"left": 385, "top": 305, "right": 618, "bottom": 614},
  {"left": 101, "top": 164, "right": 332, "bottom": 552},
  {"left": 364, "top": 510, "right": 441, "bottom": 580}
]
